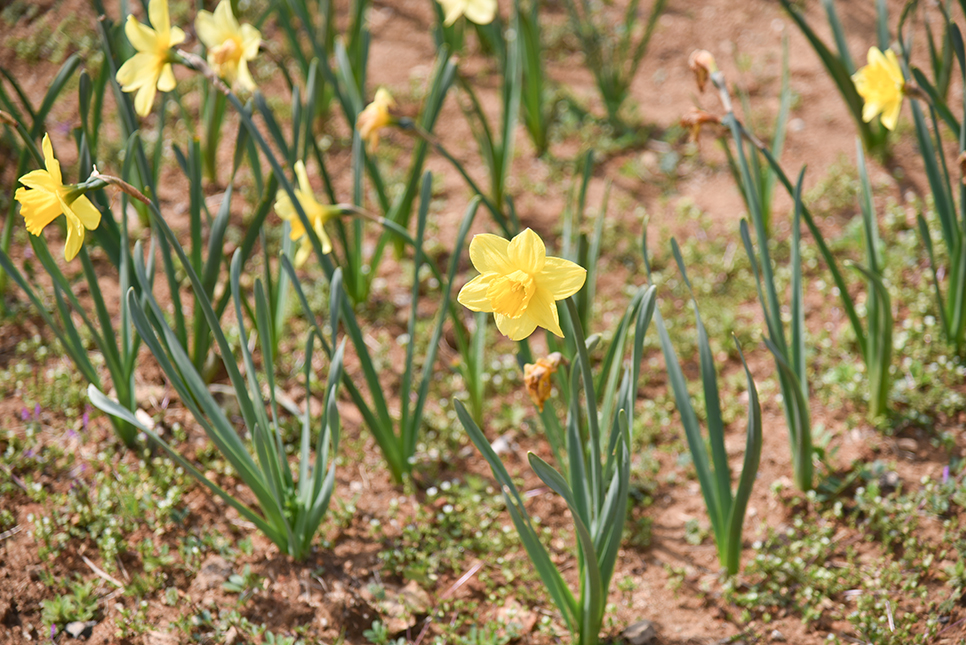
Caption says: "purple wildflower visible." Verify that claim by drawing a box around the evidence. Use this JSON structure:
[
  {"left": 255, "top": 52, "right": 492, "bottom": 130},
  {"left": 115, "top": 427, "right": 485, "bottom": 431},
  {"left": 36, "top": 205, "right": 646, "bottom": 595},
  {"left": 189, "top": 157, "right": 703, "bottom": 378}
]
[
  {"left": 943, "top": 465, "right": 950, "bottom": 484},
  {"left": 20, "top": 408, "right": 29, "bottom": 422}
]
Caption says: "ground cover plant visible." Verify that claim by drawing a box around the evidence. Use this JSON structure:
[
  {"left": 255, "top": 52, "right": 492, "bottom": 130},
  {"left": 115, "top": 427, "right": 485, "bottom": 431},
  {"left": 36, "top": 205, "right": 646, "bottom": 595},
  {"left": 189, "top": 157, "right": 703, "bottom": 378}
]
[{"left": 2, "top": 0, "right": 966, "bottom": 644}]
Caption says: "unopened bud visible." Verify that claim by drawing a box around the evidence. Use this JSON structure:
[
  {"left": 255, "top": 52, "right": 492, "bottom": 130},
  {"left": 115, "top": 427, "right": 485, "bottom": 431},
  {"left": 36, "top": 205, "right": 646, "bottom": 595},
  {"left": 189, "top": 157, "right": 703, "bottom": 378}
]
[{"left": 689, "top": 50, "right": 718, "bottom": 93}]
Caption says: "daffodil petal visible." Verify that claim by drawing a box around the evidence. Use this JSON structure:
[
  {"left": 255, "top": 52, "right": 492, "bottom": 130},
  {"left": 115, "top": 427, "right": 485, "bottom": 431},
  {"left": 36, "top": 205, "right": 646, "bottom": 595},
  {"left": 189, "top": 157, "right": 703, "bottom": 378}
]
[
  {"left": 18, "top": 169, "right": 59, "bottom": 192},
  {"left": 116, "top": 53, "right": 158, "bottom": 89},
  {"left": 70, "top": 195, "right": 102, "bottom": 231},
  {"left": 134, "top": 79, "right": 158, "bottom": 117},
  {"left": 16, "top": 188, "right": 63, "bottom": 235},
  {"left": 148, "top": 0, "right": 170, "bottom": 34},
  {"left": 157, "top": 63, "right": 177, "bottom": 92},
  {"left": 463, "top": 0, "right": 497, "bottom": 24},
  {"left": 294, "top": 237, "right": 312, "bottom": 267},
  {"left": 527, "top": 287, "right": 563, "bottom": 337},
  {"left": 880, "top": 99, "right": 901, "bottom": 131},
  {"left": 507, "top": 228, "right": 546, "bottom": 274},
  {"left": 469, "top": 234, "right": 512, "bottom": 274},
  {"left": 538, "top": 257, "right": 586, "bottom": 300},
  {"left": 41, "top": 134, "right": 62, "bottom": 185},
  {"left": 125, "top": 16, "right": 158, "bottom": 52},
  {"left": 457, "top": 274, "right": 496, "bottom": 313},
  {"left": 495, "top": 313, "right": 538, "bottom": 341},
  {"left": 195, "top": 10, "right": 221, "bottom": 48},
  {"left": 241, "top": 24, "right": 261, "bottom": 58},
  {"left": 63, "top": 210, "right": 85, "bottom": 262},
  {"left": 313, "top": 219, "right": 333, "bottom": 255}
]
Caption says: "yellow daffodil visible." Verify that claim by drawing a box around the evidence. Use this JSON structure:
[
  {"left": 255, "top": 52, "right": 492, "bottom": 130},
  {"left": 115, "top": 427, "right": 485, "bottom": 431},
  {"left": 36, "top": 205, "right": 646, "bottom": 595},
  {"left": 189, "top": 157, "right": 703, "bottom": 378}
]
[
  {"left": 15, "top": 134, "right": 101, "bottom": 262},
  {"left": 852, "top": 47, "right": 905, "bottom": 131},
  {"left": 438, "top": 0, "right": 497, "bottom": 26},
  {"left": 275, "top": 161, "right": 340, "bottom": 266},
  {"left": 356, "top": 88, "right": 395, "bottom": 150},
  {"left": 116, "top": 0, "right": 186, "bottom": 117},
  {"left": 524, "top": 352, "right": 562, "bottom": 411},
  {"left": 457, "top": 228, "right": 586, "bottom": 341},
  {"left": 195, "top": 0, "right": 261, "bottom": 92}
]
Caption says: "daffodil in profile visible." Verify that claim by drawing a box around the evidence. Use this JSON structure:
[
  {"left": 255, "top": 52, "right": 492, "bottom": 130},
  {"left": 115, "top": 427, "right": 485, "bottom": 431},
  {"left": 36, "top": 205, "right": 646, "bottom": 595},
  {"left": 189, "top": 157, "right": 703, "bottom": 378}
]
[
  {"left": 457, "top": 229, "right": 586, "bottom": 341},
  {"left": 438, "top": 0, "right": 497, "bottom": 26},
  {"left": 15, "top": 134, "right": 101, "bottom": 262},
  {"left": 852, "top": 47, "right": 905, "bottom": 131},
  {"left": 356, "top": 89, "right": 396, "bottom": 150},
  {"left": 195, "top": 0, "right": 261, "bottom": 91},
  {"left": 275, "top": 161, "right": 340, "bottom": 266},
  {"left": 116, "top": 0, "right": 186, "bottom": 117}
]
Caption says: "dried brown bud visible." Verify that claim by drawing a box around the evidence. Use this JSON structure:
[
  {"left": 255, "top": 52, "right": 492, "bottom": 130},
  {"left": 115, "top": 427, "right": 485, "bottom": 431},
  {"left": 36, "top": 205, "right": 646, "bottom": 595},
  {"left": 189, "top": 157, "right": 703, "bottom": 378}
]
[
  {"left": 959, "top": 152, "right": 966, "bottom": 186},
  {"left": 689, "top": 50, "right": 718, "bottom": 93},
  {"left": 681, "top": 108, "right": 722, "bottom": 142},
  {"left": 523, "top": 352, "right": 563, "bottom": 412}
]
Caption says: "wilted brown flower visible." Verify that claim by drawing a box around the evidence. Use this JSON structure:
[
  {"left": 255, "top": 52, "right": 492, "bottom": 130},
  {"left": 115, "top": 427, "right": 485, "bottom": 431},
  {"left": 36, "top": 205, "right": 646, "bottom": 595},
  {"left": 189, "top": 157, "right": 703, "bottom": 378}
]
[
  {"left": 689, "top": 49, "right": 718, "bottom": 93},
  {"left": 681, "top": 108, "right": 722, "bottom": 143},
  {"left": 523, "top": 352, "right": 563, "bottom": 412}
]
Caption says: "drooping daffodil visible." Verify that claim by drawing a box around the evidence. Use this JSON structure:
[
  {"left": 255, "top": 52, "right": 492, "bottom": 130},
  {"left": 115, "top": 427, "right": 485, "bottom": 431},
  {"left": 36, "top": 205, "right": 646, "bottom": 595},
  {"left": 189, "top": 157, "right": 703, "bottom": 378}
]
[
  {"left": 523, "top": 352, "right": 562, "bottom": 411},
  {"left": 457, "top": 228, "right": 586, "bottom": 341},
  {"left": 438, "top": 0, "right": 497, "bottom": 26},
  {"left": 852, "top": 47, "right": 905, "bottom": 131},
  {"left": 274, "top": 161, "right": 341, "bottom": 266},
  {"left": 355, "top": 88, "right": 396, "bottom": 150},
  {"left": 116, "top": 0, "right": 186, "bottom": 117},
  {"left": 195, "top": 0, "right": 261, "bottom": 92},
  {"left": 15, "top": 134, "right": 101, "bottom": 262}
]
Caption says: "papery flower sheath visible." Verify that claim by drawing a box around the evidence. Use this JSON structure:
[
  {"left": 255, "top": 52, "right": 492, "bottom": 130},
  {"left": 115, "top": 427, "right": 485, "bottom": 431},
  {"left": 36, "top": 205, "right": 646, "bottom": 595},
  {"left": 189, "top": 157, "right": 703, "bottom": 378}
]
[
  {"left": 15, "top": 134, "right": 101, "bottom": 262},
  {"left": 524, "top": 352, "right": 562, "bottom": 411},
  {"left": 852, "top": 47, "right": 905, "bottom": 131},
  {"left": 355, "top": 88, "right": 395, "bottom": 150},
  {"left": 457, "top": 228, "right": 586, "bottom": 341},
  {"left": 116, "top": 0, "right": 186, "bottom": 117},
  {"left": 275, "top": 161, "right": 340, "bottom": 266},
  {"left": 438, "top": 0, "right": 497, "bottom": 26},
  {"left": 195, "top": 0, "right": 261, "bottom": 91}
]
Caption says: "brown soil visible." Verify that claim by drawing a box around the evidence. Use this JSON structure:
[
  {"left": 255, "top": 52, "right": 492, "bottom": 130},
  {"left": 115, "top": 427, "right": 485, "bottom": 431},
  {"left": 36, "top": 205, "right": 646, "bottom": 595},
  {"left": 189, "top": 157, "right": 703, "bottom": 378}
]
[{"left": 2, "top": 0, "right": 965, "bottom": 644}]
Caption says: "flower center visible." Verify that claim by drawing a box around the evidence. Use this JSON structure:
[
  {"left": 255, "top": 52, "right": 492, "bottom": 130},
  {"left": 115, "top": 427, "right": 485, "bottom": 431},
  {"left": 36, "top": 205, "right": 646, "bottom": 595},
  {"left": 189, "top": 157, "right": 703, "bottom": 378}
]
[
  {"left": 210, "top": 38, "right": 242, "bottom": 68},
  {"left": 486, "top": 270, "right": 535, "bottom": 318}
]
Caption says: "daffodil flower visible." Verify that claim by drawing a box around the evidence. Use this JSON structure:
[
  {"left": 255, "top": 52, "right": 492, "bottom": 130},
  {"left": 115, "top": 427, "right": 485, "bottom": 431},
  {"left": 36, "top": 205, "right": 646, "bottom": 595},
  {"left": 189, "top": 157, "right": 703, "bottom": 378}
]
[
  {"left": 356, "top": 88, "right": 396, "bottom": 150},
  {"left": 438, "top": 0, "right": 497, "bottom": 26},
  {"left": 457, "top": 228, "right": 586, "bottom": 341},
  {"left": 15, "top": 134, "right": 101, "bottom": 262},
  {"left": 275, "top": 161, "right": 340, "bottom": 266},
  {"left": 195, "top": 0, "right": 261, "bottom": 92},
  {"left": 852, "top": 47, "right": 905, "bottom": 131},
  {"left": 116, "top": 0, "right": 186, "bottom": 117}
]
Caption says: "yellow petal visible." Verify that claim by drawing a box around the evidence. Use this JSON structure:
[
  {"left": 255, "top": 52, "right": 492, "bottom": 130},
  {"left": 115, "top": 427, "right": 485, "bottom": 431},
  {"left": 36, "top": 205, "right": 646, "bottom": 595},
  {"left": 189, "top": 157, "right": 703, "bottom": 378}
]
[
  {"left": 18, "top": 168, "right": 59, "bottom": 192},
  {"left": 463, "top": 0, "right": 497, "bottom": 24},
  {"left": 116, "top": 53, "right": 158, "bottom": 89},
  {"left": 313, "top": 219, "right": 333, "bottom": 255},
  {"left": 157, "top": 63, "right": 177, "bottom": 92},
  {"left": 880, "top": 98, "right": 901, "bottom": 131},
  {"left": 439, "top": 0, "right": 464, "bottom": 26},
  {"left": 168, "top": 25, "right": 186, "bottom": 46},
  {"left": 235, "top": 61, "right": 256, "bottom": 92},
  {"left": 195, "top": 10, "right": 220, "bottom": 48},
  {"left": 214, "top": 0, "right": 240, "bottom": 32},
  {"left": 241, "top": 25, "right": 261, "bottom": 59},
  {"left": 507, "top": 228, "right": 545, "bottom": 275},
  {"left": 294, "top": 237, "right": 312, "bottom": 267},
  {"left": 63, "top": 210, "right": 85, "bottom": 262},
  {"left": 538, "top": 257, "right": 586, "bottom": 300},
  {"left": 70, "top": 195, "right": 102, "bottom": 230},
  {"left": 124, "top": 15, "right": 158, "bottom": 52},
  {"left": 16, "top": 187, "right": 63, "bottom": 235},
  {"left": 148, "top": 0, "right": 170, "bottom": 35},
  {"left": 468, "top": 233, "right": 512, "bottom": 274},
  {"left": 457, "top": 273, "right": 496, "bottom": 313},
  {"left": 134, "top": 79, "right": 158, "bottom": 117},
  {"left": 527, "top": 287, "right": 563, "bottom": 337},
  {"left": 495, "top": 313, "right": 538, "bottom": 341},
  {"left": 41, "top": 134, "right": 62, "bottom": 185},
  {"left": 294, "top": 160, "right": 312, "bottom": 195}
]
